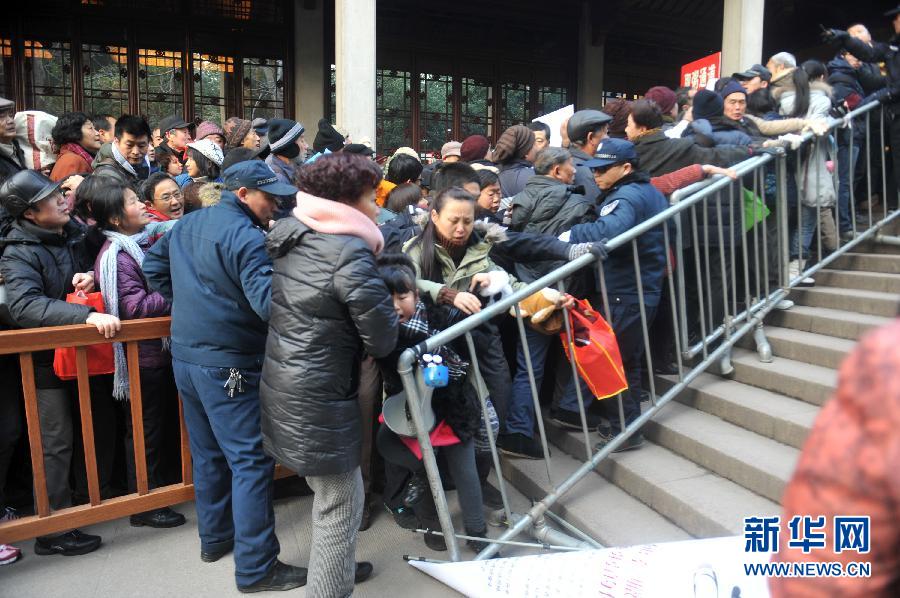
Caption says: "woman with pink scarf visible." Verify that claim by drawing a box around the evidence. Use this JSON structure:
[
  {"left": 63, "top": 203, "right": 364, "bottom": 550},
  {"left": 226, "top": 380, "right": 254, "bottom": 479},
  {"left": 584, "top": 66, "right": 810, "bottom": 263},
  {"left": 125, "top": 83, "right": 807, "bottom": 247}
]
[{"left": 260, "top": 153, "right": 399, "bottom": 597}]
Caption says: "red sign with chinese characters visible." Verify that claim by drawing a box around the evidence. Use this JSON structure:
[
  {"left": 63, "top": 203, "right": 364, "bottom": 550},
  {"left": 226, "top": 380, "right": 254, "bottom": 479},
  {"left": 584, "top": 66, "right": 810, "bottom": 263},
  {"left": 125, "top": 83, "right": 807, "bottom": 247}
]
[{"left": 680, "top": 52, "right": 722, "bottom": 89}]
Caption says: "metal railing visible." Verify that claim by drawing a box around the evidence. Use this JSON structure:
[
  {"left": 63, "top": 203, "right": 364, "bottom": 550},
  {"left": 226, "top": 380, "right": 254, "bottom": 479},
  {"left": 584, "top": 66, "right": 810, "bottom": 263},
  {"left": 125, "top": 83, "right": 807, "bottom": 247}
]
[{"left": 395, "top": 100, "right": 900, "bottom": 562}]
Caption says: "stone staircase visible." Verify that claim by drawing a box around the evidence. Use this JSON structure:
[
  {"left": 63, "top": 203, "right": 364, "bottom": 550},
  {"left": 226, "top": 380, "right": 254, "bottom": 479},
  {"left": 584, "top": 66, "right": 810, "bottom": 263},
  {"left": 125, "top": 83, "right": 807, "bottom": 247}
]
[{"left": 501, "top": 227, "right": 900, "bottom": 548}]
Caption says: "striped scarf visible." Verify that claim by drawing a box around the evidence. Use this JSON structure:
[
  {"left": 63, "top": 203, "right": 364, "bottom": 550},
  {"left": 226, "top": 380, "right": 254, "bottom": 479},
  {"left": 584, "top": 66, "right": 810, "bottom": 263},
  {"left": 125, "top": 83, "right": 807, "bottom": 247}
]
[{"left": 60, "top": 143, "right": 95, "bottom": 170}]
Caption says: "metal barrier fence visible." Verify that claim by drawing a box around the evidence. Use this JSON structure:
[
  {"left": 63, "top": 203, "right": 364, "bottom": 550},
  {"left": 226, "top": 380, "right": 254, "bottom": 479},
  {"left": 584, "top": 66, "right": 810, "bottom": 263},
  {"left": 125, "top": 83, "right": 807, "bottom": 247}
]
[
  {"left": 0, "top": 317, "right": 292, "bottom": 545},
  {"left": 396, "top": 101, "right": 900, "bottom": 562}
]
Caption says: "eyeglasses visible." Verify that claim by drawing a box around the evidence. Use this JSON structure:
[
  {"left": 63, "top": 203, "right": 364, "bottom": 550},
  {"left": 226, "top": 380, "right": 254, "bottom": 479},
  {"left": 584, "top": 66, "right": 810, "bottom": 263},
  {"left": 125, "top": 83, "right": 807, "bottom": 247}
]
[{"left": 157, "top": 191, "right": 183, "bottom": 202}]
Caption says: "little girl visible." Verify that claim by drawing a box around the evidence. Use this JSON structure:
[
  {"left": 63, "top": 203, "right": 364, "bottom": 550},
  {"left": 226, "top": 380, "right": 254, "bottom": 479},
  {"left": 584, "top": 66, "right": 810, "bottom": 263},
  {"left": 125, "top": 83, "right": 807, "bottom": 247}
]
[{"left": 374, "top": 253, "right": 497, "bottom": 554}]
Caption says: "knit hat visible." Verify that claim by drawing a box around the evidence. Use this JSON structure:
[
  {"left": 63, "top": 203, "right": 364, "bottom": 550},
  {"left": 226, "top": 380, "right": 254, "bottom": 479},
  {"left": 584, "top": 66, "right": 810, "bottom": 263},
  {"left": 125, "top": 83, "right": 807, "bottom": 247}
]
[
  {"left": 195, "top": 121, "right": 225, "bottom": 142},
  {"left": 440, "top": 141, "right": 462, "bottom": 159},
  {"left": 491, "top": 125, "right": 535, "bottom": 164},
  {"left": 644, "top": 86, "right": 677, "bottom": 115},
  {"left": 15, "top": 111, "right": 58, "bottom": 170},
  {"left": 692, "top": 90, "right": 724, "bottom": 121},
  {"left": 223, "top": 117, "right": 253, "bottom": 149},
  {"left": 267, "top": 118, "right": 305, "bottom": 155},
  {"left": 602, "top": 99, "right": 632, "bottom": 139},
  {"left": 719, "top": 80, "right": 748, "bottom": 101},
  {"left": 313, "top": 118, "right": 345, "bottom": 153},
  {"left": 0, "top": 96, "right": 13, "bottom": 111},
  {"left": 460, "top": 135, "right": 490, "bottom": 162},
  {"left": 187, "top": 138, "right": 224, "bottom": 166},
  {"left": 344, "top": 143, "right": 375, "bottom": 156}
]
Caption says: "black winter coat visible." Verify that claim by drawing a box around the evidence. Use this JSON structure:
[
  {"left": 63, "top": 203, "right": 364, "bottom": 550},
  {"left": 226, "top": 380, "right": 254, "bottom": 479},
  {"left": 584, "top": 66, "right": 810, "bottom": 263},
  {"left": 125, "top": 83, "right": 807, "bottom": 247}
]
[
  {"left": 259, "top": 216, "right": 399, "bottom": 476},
  {"left": 569, "top": 146, "right": 602, "bottom": 203},
  {"left": 508, "top": 176, "right": 593, "bottom": 283},
  {"left": 497, "top": 159, "right": 534, "bottom": 199},
  {"left": 0, "top": 219, "right": 95, "bottom": 386}
]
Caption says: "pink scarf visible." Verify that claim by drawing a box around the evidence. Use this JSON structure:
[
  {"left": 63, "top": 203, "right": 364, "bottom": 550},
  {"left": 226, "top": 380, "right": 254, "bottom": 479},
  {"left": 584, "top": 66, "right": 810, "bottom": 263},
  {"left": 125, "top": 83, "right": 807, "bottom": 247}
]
[
  {"left": 60, "top": 143, "right": 95, "bottom": 171},
  {"left": 293, "top": 191, "right": 384, "bottom": 255}
]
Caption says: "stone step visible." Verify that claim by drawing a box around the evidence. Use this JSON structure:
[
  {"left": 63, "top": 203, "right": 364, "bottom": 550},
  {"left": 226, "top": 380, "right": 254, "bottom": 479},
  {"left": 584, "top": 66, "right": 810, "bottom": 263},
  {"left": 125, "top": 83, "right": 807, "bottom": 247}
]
[
  {"left": 658, "top": 373, "right": 818, "bottom": 450},
  {"left": 500, "top": 447, "right": 692, "bottom": 548},
  {"left": 545, "top": 425, "right": 781, "bottom": 537},
  {"left": 815, "top": 269, "right": 900, "bottom": 294},
  {"left": 640, "top": 401, "right": 798, "bottom": 503},
  {"left": 730, "top": 347, "right": 837, "bottom": 406},
  {"left": 791, "top": 286, "right": 900, "bottom": 318},
  {"left": 747, "top": 326, "right": 857, "bottom": 370},
  {"left": 767, "top": 304, "right": 892, "bottom": 341},
  {"left": 853, "top": 240, "right": 900, "bottom": 256},
  {"left": 830, "top": 252, "right": 900, "bottom": 274}
]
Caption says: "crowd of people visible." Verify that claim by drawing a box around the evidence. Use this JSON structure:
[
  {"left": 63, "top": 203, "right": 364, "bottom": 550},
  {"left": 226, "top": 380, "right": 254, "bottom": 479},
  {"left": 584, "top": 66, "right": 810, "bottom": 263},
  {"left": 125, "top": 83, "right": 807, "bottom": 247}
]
[{"left": 0, "top": 13, "right": 897, "bottom": 596}]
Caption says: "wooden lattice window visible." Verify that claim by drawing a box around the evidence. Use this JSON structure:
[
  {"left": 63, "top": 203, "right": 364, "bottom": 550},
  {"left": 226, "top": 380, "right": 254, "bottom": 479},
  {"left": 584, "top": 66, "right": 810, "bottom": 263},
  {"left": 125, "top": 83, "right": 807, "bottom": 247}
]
[
  {"left": 460, "top": 77, "right": 494, "bottom": 141},
  {"left": 499, "top": 81, "right": 529, "bottom": 132},
  {"left": 192, "top": 53, "right": 235, "bottom": 125},
  {"left": 138, "top": 48, "right": 184, "bottom": 127},
  {"left": 23, "top": 40, "right": 73, "bottom": 115},
  {"left": 242, "top": 56, "right": 284, "bottom": 120},
  {"left": 536, "top": 85, "right": 567, "bottom": 117},
  {"left": 0, "top": 39, "right": 13, "bottom": 102},
  {"left": 419, "top": 72, "right": 453, "bottom": 154},
  {"left": 82, "top": 44, "right": 129, "bottom": 117},
  {"left": 376, "top": 69, "right": 412, "bottom": 154}
]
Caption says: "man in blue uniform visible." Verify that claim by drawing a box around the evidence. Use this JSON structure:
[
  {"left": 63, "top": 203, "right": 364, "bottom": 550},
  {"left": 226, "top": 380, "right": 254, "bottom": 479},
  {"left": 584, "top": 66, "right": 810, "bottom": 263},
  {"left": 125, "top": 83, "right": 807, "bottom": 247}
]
[
  {"left": 143, "top": 161, "right": 307, "bottom": 593},
  {"left": 560, "top": 138, "right": 669, "bottom": 451}
]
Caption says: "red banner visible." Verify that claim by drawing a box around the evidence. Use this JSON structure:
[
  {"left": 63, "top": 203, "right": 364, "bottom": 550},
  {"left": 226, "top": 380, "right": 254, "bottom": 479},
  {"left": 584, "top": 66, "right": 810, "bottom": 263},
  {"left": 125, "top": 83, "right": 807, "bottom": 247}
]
[{"left": 680, "top": 52, "right": 721, "bottom": 89}]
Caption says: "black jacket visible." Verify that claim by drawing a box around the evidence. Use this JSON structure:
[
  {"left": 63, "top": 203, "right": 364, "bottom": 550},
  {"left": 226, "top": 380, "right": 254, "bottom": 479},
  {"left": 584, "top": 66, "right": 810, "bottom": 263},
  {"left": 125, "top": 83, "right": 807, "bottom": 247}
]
[
  {"left": 0, "top": 219, "right": 95, "bottom": 386},
  {"left": 841, "top": 35, "right": 898, "bottom": 103},
  {"left": 259, "top": 216, "right": 399, "bottom": 476},
  {"left": 0, "top": 141, "right": 25, "bottom": 186},
  {"left": 508, "top": 176, "right": 593, "bottom": 283},
  {"left": 497, "top": 159, "right": 534, "bottom": 199},
  {"left": 633, "top": 130, "right": 749, "bottom": 178}
]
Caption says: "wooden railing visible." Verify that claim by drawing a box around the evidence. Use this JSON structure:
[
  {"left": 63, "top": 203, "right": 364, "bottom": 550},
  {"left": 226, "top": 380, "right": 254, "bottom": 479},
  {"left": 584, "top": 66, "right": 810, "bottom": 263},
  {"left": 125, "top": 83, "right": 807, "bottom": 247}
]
[{"left": 0, "top": 317, "right": 288, "bottom": 544}]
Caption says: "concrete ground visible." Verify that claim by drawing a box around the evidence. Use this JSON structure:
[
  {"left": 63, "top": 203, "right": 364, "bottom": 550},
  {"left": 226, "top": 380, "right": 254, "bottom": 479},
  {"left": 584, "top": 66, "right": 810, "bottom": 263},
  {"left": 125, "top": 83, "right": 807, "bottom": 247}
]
[{"left": 0, "top": 474, "right": 543, "bottom": 598}]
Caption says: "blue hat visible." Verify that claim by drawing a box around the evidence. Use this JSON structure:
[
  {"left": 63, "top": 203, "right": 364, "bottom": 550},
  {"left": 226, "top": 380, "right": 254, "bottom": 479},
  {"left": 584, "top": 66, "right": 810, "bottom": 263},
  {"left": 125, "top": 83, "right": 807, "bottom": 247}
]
[
  {"left": 583, "top": 138, "right": 637, "bottom": 169},
  {"left": 223, "top": 160, "right": 298, "bottom": 195}
]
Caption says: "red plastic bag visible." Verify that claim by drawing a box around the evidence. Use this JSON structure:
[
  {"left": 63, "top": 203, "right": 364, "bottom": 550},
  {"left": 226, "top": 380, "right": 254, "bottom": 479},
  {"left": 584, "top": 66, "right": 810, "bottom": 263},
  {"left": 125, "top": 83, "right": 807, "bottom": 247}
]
[
  {"left": 53, "top": 291, "right": 115, "bottom": 380},
  {"left": 560, "top": 298, "right": 628, "bottom": 400}
]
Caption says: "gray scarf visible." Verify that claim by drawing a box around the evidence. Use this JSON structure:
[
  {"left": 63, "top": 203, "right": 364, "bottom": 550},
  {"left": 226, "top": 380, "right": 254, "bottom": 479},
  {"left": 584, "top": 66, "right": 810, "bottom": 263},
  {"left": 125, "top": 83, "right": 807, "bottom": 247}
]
[
  {"left": 99, "top": 230, "right": 150, "bottom": 400},
  {"left": 110, "top": 142, "right": 150, "bottom": 178}
]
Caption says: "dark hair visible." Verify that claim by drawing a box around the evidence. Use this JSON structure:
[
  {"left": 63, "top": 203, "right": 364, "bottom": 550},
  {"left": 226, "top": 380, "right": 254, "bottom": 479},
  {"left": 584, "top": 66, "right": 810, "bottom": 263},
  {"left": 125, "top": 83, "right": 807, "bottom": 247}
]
[
  {"left": 154, "top": 144, "right": 179, "bottom": 171},
  {"left": 295, "top": 152, "right": 383, "bottom": 204},
  {"left": 92, "top": 114, "right": 114, "bottom": 132},
  {"left": 385, "top": 182, "right": 422, "bottom": 213},
  {"left": 51, "top": 112, "right": 91, "bottom": 147},
  {"left": 630, "top": 99, "right": 664, "bottom": 130},
  {"left": 222, "top": 147, "right": 260, "bottom": 172},
  {"left": 476, "top": 168, "right": 499, "bottom": 190},
  {"left": 785, "top": 67, "right": 810, "bottom": 118},
  {"left": 801, "top": 59, "right": 827, "bottom": 82},
  {"left": 746, "top": 87, "right": 776, "bottom": 116},
  {"left": 410, "top": 186, "right": 476, "bottom": 282},
  {"left": 527, "top": 121, "right": 551, "bottom": 139},
  {"left": 188, "top": 146, "right": 221, "bottom": 180},
  {"left": 141, "top": 171, "right": 178, "bottom": 204},
  {"left": 431, "top": 162, "right": 479, "bottom": 194},
  {"left": 81, "top": 177, "right": 131, "bottom": 232},
  {"left": 115, "top": 114, "right": 152, "bottom": 140},
  {"left": 386, "top": 154, "right": 423, "bottom": 185},
  {"left": 376, "top": 252, "right": 418, "bottom": 295}
]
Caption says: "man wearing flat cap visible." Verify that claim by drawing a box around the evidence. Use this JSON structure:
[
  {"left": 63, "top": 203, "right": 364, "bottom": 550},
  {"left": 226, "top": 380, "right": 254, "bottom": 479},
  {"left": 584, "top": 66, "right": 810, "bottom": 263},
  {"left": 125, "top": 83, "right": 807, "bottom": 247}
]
[
  {"left": 567, "top": 109, "right": 612, "bottom": 202},
  {"left": 732, "top": 64, "right": 772, "bottom": 95},
  {"left": 158, "top": 114, "right": 194, "bottom": 165}
]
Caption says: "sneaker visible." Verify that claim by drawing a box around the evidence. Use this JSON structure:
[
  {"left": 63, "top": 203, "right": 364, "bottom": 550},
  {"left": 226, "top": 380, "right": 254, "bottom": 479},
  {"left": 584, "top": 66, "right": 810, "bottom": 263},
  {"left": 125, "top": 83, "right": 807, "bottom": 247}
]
[
  {"left": 0, "top": 544, "right": 21, "bottom": 565},
  {"left": 789, "top": 260, "right": 815, "bottom": 287},
  {"left": 840, "top": 230, "right": 855, "bottom": 242},
  {"left": 465, "top": 528, "right": 492, "bottom": 553},
  {"left": 595, "top": 425, "right": 644, "bottom": 453},
  {"left": 773, "top": 298, "right": 794, "bottom": 311},
  {"left": 237, "top": 560, "right": 308, "bottom": 593},
  {"left": 130, "top": 507, "right": 186, "bottom": 528},
  {"left": 384, "top": 504, "right": 417, "bottom": 530},
  {"left": 481, "top": 480, "right": 504, "bottom": 510},
  {"left": 549, "top": 408, "right": 602, "bottom": 431},
  {"left": 34, "top": 529, "right": 101, "bottom": 556},
  {"left": 497, "top": 432, "right": 545, "bottom": 459}
]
